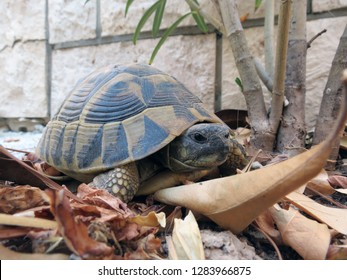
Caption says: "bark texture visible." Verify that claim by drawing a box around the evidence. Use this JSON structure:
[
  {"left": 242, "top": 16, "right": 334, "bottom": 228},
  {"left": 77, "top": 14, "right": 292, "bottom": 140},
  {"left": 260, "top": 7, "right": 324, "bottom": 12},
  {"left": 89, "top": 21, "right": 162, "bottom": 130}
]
[
  {"left": 218, "top": 0, "right": 274, "bottom": 151},
  {"left": 313, "top": 24, "right": 347, "bottom": 170},
  {"left": 277, "top": 0, "right": 307, "bottom": 154}
]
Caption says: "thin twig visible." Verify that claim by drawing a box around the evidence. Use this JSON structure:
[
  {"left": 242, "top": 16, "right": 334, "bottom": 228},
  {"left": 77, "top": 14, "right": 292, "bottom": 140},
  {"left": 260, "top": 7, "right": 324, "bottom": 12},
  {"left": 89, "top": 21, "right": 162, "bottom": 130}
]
[
  {"left": 251, "top": 223, "right": 283, "bottom": 260},
  {"left": 307, "top": 29, "right": 327, "bottom": 49},
  {"left": 305, "top": 185, "right": 347, "bottom": 209}
]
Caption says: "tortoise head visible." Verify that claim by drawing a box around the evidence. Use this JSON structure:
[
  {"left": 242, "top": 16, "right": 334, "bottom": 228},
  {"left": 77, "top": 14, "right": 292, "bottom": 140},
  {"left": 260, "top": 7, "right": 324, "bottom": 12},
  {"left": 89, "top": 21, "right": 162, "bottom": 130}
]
[{"left": 163, "top": 123, "right": 231, "bottom": 172}]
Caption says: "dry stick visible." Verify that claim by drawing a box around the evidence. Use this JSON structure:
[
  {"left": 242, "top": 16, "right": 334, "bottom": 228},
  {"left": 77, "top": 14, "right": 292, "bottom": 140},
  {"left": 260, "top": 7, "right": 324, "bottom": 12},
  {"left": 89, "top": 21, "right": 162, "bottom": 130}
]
[
  {"left": 251, "top": 223, "right": 283, "bottom": 260},
  {"left": 305, "top": 185, "right": 347, "bottom": 209},
  {"left": 307, "top": 29, "right": 327, "bottom": 49},
  {"left": 269, "top": 0, "right": 292, "bottom": 133}
]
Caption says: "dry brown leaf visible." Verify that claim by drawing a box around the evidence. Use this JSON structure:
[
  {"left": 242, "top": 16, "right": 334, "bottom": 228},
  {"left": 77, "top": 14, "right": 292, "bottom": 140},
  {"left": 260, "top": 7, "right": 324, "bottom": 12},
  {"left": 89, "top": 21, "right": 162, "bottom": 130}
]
[
  {"left": 154, "top": 84, "right": 347, "bottom": 234},
  {"left": 0, "top": 146, "right": 81, "bottom": 202},
  {"left": 254, "top": 210, "right": 282, "bottom": 244},
  {"left": 47, "top": 189, "right": 114, "bottom": 259},
  {"left": 169, "top": 211, "right": 205, "bottom": 260},
  {"left": 0, "top": 226, "right": 33, "bottom": 239},
  {"left": 33, "top": 162, "right": 62, "bottom": 177},
  {"left": 129, "top": 211, "right": 166, "bottom": 227},
  {"left": 0, "top": 185, "right": 48, "bottom": 214},
  {"left": 269, "top": 205, "right": 330, "bottom": 260},
  {"left": 0, "top": 244, "right": 69, "bottom": 260},
  {"left": 327, "top": 244, "right": 347, "bottom": 260},
  {"left": 286, "top": 191, "right": 347, "bottom": 235},
  {"left": 306, "top": 169, "right": 335, "bottom": 195},
  {"left": 335, "top": 188, "right": 347, "bottom": 194},
  {"left": 124, "top": 233, "right": 162, "bottom": 260},
  {"left": 328, "top": 175, "right": 347, "bottom": 189}
]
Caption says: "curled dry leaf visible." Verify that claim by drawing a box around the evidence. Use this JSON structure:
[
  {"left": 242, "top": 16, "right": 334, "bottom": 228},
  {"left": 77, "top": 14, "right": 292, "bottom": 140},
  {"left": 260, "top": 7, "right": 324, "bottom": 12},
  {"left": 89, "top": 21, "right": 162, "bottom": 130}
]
[
  {"left": 129, "top": 211, "right": 166, "bottom": 228},
  {"left": 286, "top": 191, "right": 347, "bottom": 235},
  {"left": 34, "top": 162, "right": 62, "bottom": 177},
  {"left": 326, "top": 244, "right": 347, "bottom": 260},
  {"left": 269, "top": 205, "right": 330, "bottom": 260},
  {"left": 0, "top": 146, "right": 81, "bottom": 202},
  {"left": 335, "top": 188, "right": 347, "bottom": 194},
  {"left": 124, "top": 233, "right": 162, "bottom": 260},
  {"left": 254, "top": 209, "right": 282, "bottom": 245},
  {"left": 47, "top": 189, "right": 114, "bottom": 260},
  {"left": 328, "top": 175, "right": 347, "bottom": 189},
  {"left": 306, "top": 169, "right": 335, "bottom": 195},
  {"left": 168, "top": 211, "right": 205, "bottom": 260},
  {"left": 154, "top": 84, "right": 347, "bottom": 234},
  {"left": 0, "top": 185, "right": 48, "bottom": 214},
  {"left": 76, "top": 183, "right": 133, "bottom": 216}
]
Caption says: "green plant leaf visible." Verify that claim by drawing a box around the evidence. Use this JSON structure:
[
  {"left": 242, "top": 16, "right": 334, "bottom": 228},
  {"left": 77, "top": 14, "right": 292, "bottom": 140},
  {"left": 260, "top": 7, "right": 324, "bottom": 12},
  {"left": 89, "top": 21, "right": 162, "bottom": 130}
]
[
  {"left": 235, "top": 77, "right": 244, "bottom": 92},
  {"left": 149, "top": 12, "right": 192, "bottom": 64},
  {"left": 152, "top": 0, "right": 166, "bottom": 37},
  {"left": 190, "top": 1, "right": 209, "bottom": 33},
  {"left": 132, "top": 0, "right": 162, "bottom": 44},
  {"left": 125, "top": 0, "right": 135, "bottom": 16},
  {"left": 255, "top": 0, "right": 262, "bottom": 12}
]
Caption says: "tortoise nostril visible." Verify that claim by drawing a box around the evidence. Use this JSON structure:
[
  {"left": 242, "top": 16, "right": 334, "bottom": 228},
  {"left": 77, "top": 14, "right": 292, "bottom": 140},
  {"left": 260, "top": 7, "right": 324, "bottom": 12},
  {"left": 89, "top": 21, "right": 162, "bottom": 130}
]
[{"left": 224, "top": 133, "right": 229, "bottom": 139}]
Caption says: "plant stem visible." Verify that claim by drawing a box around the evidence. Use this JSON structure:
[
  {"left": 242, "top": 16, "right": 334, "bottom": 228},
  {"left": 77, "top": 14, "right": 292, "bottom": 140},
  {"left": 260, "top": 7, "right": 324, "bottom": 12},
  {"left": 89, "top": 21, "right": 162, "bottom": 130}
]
[
  {"left": 264, "top": 0, "right": 275, "bottom": 80},
  {"left": 218, "top": 0, "right": 273, "bottom": 150},
  {"left": 269, "top": 0, "right": 291, "bottom": 134},
  {"left": 276, "top": 0, "right": 307, "bottom": 154},
  {"left": 313, "top": 24, "right": 347, "bottom": 170}
]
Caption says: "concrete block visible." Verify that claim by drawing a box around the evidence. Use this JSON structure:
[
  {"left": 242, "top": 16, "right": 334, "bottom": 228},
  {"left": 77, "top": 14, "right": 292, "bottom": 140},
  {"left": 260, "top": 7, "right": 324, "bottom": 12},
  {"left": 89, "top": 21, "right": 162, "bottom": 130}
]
[
  {"left": 0, "top": 0, "right": 45, "bottom": 50},
  {"left": 312, "top": 0, "right": 347, "bottom": 13},
  {"left": 49, "top": 0, "right": 97, "bottom": 44},
  {"left": 0, "top": 41, "right": 47, "bottom": 118}
]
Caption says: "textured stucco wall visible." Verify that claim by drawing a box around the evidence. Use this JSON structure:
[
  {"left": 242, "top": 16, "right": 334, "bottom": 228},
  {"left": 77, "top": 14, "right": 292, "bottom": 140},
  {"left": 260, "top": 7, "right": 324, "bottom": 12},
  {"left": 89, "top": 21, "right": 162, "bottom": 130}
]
[{"left": 0, "top": 0, "right": 347, "bottom": 131}]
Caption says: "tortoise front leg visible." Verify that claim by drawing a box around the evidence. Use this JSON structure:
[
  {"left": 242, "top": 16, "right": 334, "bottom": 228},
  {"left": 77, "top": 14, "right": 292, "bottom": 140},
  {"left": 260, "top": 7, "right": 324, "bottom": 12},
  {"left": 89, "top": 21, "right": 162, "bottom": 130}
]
[{"left": 89, "top": 162, "right": 139, "bottom": 203}]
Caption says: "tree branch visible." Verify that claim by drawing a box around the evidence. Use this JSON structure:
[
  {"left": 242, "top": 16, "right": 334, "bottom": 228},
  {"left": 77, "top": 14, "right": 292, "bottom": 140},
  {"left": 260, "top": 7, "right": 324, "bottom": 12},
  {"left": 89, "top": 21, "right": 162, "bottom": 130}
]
[
  {"left": 277, "top": 0, "right": 307, "bottom": 154},
  {"left": 218, "top": 0, "right": 273, "bottom": 150}
]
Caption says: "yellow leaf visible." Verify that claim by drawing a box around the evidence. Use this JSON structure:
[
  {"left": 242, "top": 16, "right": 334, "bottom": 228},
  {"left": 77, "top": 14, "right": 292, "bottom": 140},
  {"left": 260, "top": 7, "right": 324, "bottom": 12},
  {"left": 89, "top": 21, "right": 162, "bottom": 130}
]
[
  {"left": 128, "top": 211, "right": 166, "bottom": 227},
  {"left": 286, "top": 191, "right": 347, "bottom": 235},
  {"left": 269, "top": 205, "right": 330, "bottom": 260},
  {"left": 169, "top": 211, "right": 205, "bottom": 260}
]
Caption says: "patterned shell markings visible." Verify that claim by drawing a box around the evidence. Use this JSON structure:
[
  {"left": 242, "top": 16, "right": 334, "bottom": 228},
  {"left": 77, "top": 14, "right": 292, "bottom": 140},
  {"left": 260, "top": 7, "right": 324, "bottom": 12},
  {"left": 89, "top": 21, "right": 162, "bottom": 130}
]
[{"left": 37, "top": 64, "right": 221, "bottom": 175}]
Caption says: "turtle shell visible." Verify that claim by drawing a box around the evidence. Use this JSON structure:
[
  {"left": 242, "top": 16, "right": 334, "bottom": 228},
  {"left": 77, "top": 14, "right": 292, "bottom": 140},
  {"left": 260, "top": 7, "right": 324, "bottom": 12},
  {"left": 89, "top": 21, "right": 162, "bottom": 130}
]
[{"left": 36, "top": 64, "right": 222, "bottom": 176}]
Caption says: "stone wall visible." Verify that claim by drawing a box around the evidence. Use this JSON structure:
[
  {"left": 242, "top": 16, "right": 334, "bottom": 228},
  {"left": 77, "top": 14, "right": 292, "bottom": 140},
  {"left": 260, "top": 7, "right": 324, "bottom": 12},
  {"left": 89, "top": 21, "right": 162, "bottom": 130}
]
[{"left": 0, "top": 0, "right": 347, "bottom": 131}]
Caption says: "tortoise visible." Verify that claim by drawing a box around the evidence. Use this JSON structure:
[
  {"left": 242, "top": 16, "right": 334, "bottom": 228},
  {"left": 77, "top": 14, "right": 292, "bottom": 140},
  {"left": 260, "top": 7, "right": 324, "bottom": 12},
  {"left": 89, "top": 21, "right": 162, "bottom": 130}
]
[{"left": 36, "top": 64, "right": 248, "bottom": 202}]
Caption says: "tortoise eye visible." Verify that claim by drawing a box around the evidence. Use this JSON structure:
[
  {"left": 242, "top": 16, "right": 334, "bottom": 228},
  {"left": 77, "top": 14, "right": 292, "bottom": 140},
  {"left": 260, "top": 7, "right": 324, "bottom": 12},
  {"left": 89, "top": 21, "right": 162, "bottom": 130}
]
[{"left": 193, "top": 133, "right": 207, "bottom": 143}]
